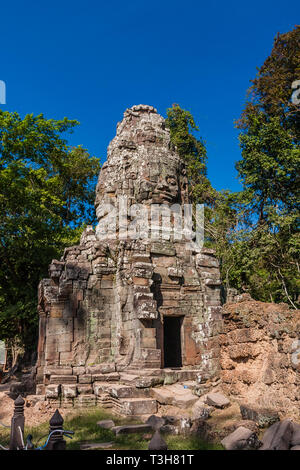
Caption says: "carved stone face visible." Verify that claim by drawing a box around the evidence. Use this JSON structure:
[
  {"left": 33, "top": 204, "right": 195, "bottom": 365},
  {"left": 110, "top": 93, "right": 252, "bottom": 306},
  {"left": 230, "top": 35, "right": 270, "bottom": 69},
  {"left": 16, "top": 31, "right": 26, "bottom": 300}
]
[
  {"left": 94, "top": 105, "right": 189, "bottom": 224},
  {"left": 135, "top": 166, "right": 181, "bottom": 204}
]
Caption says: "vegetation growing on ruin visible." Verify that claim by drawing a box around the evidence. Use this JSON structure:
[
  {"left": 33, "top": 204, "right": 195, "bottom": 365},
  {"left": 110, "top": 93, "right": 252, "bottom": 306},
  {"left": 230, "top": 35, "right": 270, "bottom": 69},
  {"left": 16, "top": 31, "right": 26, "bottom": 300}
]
[{"left": 0, "top": 408, "right": 223, "bottom": 450}]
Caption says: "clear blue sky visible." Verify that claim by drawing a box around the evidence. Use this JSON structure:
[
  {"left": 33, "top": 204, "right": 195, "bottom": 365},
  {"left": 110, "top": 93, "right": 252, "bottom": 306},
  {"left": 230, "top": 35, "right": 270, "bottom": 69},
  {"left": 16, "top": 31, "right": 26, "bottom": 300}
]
[{"left": 1, "top": 1, "right": 298, "bottom": 192}]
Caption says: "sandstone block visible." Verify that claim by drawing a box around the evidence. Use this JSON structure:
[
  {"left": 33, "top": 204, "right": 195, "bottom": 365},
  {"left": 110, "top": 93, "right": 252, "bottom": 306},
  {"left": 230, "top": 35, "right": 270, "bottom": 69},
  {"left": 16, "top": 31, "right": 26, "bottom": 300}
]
[
  {"left": 206, "top": 392, "right": 230, "bottom": 409},
  {"left": 240, "top": 404, "right": 280, "bottom": 428},
  {"left": 291, "top": 423, "right": 300, "bottom": 446},
  {"left": 121, "top": 398, "right": 157, "bottom": 415},
  {"left": 260, "top": 419, "right": 293, "bottom": 450},
  {"left": 151, "top": 384, "right": 198, "bottom": 408},
  {"left": 112, "top": 424, "right": 153, "bottom": 435},
  {"left": 77, "top": 384, "right": 93, "bottom": 394},
  {"left": 221, "top": 426, "right": 261, "bottom": 450},
  {"left": 62, "top": 384, "right": 77, "bottom": 398}
]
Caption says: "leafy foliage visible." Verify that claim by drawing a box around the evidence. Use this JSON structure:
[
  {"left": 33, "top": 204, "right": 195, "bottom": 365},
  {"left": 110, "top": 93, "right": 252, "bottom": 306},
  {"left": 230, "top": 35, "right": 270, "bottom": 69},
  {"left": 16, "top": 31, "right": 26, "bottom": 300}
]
[
  {"left": 166, "top": 34, "right": 300, "bottom": 308},
  {"left": 238, "top": 25, "right": 300, "bottom": 141},
  {"left": 233, "top": 26, "right": 300, "bottom": 306},
  {"left": 166, "top": 104, "right": 214, "bottom": 204},
  {"left": 0, "top": 110, "right": 100, "bottom": 350}
]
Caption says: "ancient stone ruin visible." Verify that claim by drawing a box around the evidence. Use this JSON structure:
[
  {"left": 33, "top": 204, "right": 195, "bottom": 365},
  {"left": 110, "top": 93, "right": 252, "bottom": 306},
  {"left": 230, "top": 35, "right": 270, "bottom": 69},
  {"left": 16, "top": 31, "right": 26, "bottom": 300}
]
[
  {"left": 35, "top": 105, "right": 223, "bottom": 413},
  {"left": 34, "top": 105, "right": 299, "bottom": 422}
]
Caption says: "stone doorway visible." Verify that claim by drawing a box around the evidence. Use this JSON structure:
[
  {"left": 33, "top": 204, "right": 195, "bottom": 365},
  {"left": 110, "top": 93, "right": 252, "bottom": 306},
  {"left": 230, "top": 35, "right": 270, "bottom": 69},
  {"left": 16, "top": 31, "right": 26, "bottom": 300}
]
[{"left": 163, "top": 316, "right": 183, "bottom": 368}]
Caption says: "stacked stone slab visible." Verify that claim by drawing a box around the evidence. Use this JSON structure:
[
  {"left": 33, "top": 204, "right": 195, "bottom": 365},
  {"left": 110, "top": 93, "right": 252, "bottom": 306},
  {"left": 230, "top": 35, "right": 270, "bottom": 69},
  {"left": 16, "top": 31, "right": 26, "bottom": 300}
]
[{"left": 36, "top": 105, "right": 222, "bottom": 407}]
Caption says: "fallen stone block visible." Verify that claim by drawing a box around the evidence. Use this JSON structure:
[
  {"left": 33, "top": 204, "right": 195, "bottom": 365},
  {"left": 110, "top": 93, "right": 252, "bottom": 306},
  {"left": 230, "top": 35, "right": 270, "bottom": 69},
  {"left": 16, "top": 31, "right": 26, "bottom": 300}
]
[
  {"left": 151, "top": 384, "right": 198, "bottom": 408},
  {"left": 291, "top": 445, "right": 300, "bottom": 450},
  {"left": 192, "top": 399, "right": 213, "bottom": 420},
  {"left": 120, "top": 398, "right": 157, "bottom": 415},
  {"left": 112, "top": 424, "right": 153, "bottom": 435},
  {"left": 97, "top": 420, "right": 115, "bottom": 429},
  {"left": 109, "top": 384, "right": 136, "bottom": 398},
  {"left": 240, "top": 404, "right": 280, "bottom": 428},
  {"left": 232, "top": 420, "right": 258, "bottom": 433},
  {"left": 151, "top": 387, "right": 173, "bottom": 405},
  {"left": 291, "top": 423, "right": 300, "bottom": 447},
  {"left": 260, "top": 419, "right": 293, "bottom": 450},
  {"left": 206, "top": 392, "right": 230, "bottom": 408},
  {"left": 80, "top": 442, "right": 114, "bottom": 450},
  {"left": 221, "top": 426, "right": 262, "bottom": 450}
]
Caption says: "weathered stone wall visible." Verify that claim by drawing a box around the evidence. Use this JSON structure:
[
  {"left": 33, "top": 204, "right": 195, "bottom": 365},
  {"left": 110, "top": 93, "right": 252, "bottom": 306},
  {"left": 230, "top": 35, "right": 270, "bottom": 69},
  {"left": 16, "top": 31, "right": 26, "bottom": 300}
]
[
  {"left": 36, "top": 105, "right": 223, "bottom": 401},
  {"left": 220, "top": 295, "right": 300, "bottom": 419}
]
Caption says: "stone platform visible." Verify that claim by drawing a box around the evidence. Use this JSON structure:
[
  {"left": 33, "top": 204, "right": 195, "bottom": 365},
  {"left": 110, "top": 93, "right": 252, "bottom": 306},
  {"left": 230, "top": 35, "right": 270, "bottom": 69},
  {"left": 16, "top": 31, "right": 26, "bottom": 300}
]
[{"left": 35, "top": 365, "right": 209, "bottom": 416}]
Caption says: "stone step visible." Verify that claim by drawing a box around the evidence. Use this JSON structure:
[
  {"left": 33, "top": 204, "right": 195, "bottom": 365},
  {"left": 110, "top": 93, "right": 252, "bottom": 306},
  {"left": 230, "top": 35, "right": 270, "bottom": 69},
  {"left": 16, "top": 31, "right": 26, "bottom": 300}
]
[
  {"left": 126, "top": 368, "right": 164, "bottom": 377},
  {"left": 150, "top": 383, "right": 198, "bottom": 408},
  {"left": 126, "top": 368, "right": 203, "bottom": 382}
]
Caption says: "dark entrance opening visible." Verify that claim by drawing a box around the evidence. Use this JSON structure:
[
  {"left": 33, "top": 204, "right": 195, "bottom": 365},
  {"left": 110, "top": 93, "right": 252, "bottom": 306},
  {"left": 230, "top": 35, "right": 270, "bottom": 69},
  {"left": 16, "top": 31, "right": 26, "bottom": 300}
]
[{"left": 163, "top": 316, "right": 183, "bottom": 368}]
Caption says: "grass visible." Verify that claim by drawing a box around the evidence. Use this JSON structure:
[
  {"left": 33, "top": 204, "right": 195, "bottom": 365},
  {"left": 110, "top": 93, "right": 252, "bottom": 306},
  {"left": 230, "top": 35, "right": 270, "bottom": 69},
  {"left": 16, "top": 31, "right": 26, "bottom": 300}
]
[{"left": 0, "top": 407, "right": 223, "bottom": 450}]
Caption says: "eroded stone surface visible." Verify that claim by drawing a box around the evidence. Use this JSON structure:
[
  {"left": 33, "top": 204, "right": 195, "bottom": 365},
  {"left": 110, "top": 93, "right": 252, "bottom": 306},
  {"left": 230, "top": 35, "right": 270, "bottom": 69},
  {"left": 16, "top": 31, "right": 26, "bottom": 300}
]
[
  {"left": 206, "top": 392, "right": 230, "bottom": 409},
  {"left": 220, "top": 298, "right": 300, "bottom": 420},
  {"left": 36, "top": 105, "right": 222, "bottom": 405}
]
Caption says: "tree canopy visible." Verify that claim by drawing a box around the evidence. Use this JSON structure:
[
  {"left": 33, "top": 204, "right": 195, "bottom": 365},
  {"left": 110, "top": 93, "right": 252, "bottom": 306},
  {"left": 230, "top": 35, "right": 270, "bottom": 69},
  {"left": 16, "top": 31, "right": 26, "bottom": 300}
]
[
  {"left": 166, "top": 25, "right": 299, "bottom": 307},
  {"left": 0, "top": 111, "right": 100, "bottom": 352}
]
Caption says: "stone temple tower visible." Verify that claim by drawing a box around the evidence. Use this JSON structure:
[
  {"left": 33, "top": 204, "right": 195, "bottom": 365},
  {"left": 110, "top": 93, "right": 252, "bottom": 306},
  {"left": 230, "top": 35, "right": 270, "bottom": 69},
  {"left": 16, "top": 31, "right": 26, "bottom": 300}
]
[{"left": 36, "top": 105, "right": 223, "bottom": 408}]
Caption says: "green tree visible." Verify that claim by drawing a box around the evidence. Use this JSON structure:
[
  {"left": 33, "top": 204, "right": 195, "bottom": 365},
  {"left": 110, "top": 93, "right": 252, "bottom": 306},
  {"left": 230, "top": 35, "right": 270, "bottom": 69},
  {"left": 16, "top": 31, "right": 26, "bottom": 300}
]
[
  {"left": 165, "top": 104, "right": 240, "bottom": 291},
  {"left": 0, "top": 110, "right": 100, "bottom": 353},
  {"left": 234, "top": 26, "right": 300, "bottom": 307},
  {"left": 165, "top": 104, "right": 213, "bottom": 204},
  {"left": 239, "top": 25, "right": 300, "bottom": 141}
]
